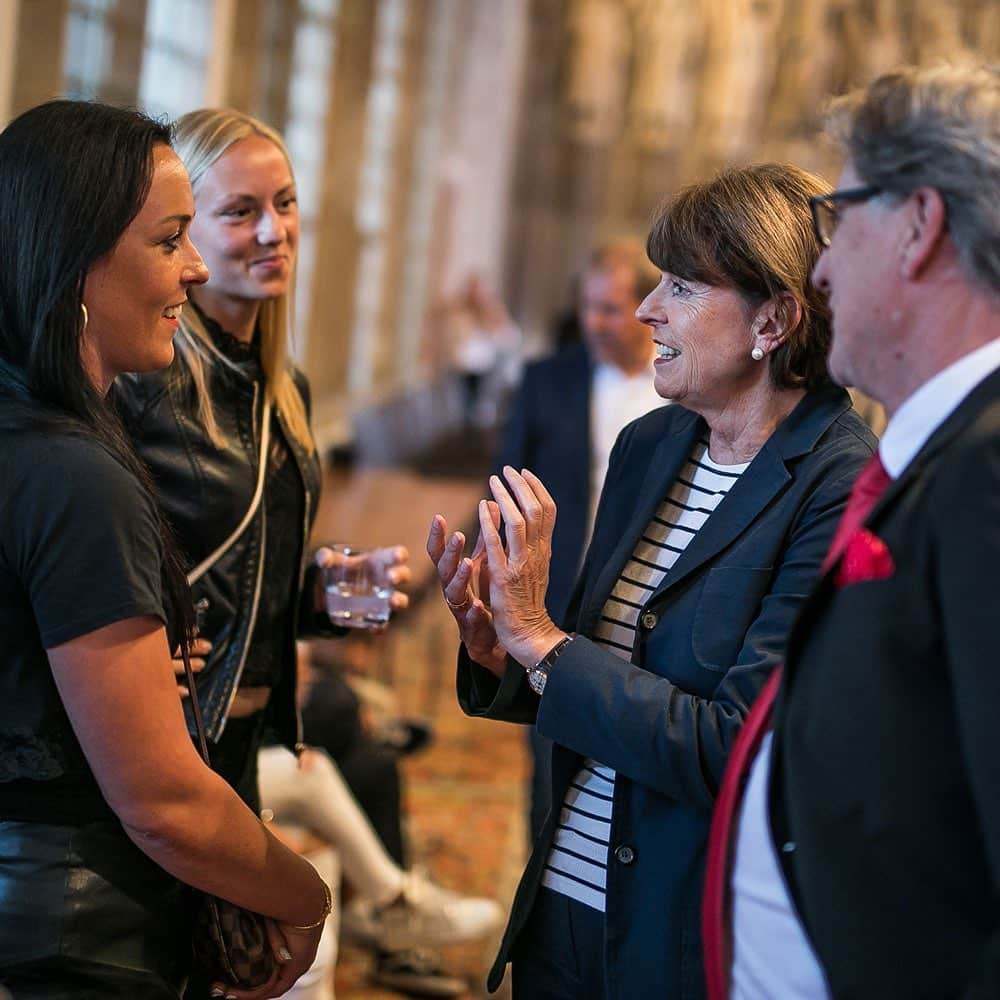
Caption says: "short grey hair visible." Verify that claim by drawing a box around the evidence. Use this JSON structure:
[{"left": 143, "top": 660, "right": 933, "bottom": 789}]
[{"left": 826, "top": 63, "right": 1000, "bottom": 297}]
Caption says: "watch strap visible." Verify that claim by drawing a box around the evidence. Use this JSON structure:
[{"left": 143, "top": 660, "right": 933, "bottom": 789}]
[{"left": 527, "top": 635, "right": 572, "bottom": 695}]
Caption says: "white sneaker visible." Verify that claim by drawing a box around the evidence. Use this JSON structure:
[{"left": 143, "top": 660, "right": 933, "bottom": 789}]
[{"left": 343, "top": 869, "right": 504, "bottom": 953}]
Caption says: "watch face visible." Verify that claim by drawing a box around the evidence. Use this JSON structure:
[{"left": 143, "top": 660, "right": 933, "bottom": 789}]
[{"left": 527, "top": 666, "right": 547, "bottom": 695}]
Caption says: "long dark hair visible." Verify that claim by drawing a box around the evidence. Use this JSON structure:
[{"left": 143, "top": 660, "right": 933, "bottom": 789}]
[{"left": 0, "top": 100, "right": 192, "bottom": 643}]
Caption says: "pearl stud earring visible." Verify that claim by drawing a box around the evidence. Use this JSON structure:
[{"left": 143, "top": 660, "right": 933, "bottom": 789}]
[{"left": 751, "top": 346, "right": 764, "bottom": 361}]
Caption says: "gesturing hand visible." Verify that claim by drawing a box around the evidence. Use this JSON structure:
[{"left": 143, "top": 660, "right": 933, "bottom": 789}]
[
  {"left": 478, "top": 466, "right": 567, "bottom": 668},
  {"left": 426, "top": 508, "right": 507, "bottom": 676}
]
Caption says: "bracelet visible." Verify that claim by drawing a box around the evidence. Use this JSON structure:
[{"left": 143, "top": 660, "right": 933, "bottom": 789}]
[{"left": 289, "top": 879, "right": 333, "bottom": 930}]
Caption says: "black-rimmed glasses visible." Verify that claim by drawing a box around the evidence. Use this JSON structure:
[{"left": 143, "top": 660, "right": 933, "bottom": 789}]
[{"left": 808, "top": 186, "right": 882, "bottom": 247}]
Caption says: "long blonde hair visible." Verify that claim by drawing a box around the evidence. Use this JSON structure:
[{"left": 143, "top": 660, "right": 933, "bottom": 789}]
[{"left": 172, "top": 108, "right": 313, "bottom": 452}]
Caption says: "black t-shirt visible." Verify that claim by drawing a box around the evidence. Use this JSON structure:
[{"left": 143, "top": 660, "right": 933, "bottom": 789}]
[{"left": 0, "top": 419, "right": 166, "bottom": 822}]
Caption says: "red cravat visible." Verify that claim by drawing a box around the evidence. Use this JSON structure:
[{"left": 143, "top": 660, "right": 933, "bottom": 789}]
[{"left": 702, "top": 453, "right": 891, "bottom": 1000}]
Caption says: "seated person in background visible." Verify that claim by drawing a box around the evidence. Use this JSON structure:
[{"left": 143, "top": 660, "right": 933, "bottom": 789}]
[
  {"left": 257, "top": 643, "right": 502, "bottom": 996},
  {"left": 300, "top": 638, "right": 414, "bottom": 868},
  {"left": 445, "top": 273, "right": 522, "bottom": 429}
]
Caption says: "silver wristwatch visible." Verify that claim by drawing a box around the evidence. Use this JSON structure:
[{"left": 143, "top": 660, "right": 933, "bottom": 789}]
[{"left": 526, "top": 636, "right": 573, "bottom": 695}]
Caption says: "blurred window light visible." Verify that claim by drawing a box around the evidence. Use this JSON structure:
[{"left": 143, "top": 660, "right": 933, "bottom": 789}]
[
  {"left": 138, "top": 0, "right": 213, "bottom": 121},
  {"left": 349, "top": 0, "right": 408, "bottom": 394},
  {"left": 63, "top": 0, "right": 113, "bottom": 99},
  {"left": 285, "top": 0, "right": 339, "bottom": 364}
]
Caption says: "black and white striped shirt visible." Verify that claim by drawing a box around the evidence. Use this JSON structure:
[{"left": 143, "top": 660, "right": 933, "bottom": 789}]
[{"left": 541, "top": 440, "right": 748, "bottom": 912}]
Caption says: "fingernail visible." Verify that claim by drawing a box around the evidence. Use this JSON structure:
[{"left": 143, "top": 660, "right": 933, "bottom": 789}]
[
  {"left": 210, "top": 990, "right": 225, "bottom": 998},
  {"left": 279, "top": 946, "right": 292, "bottom": 962}
]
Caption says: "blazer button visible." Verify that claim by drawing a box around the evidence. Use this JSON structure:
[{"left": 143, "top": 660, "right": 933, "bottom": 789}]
[
  {"left": 640, "top": 612, "right": 658, "bottom": 630},
  {"left": 781, "top": 841, "right": 797, "bottom": 854},
  {"left": 614, "top": 845, "right": 636, "bottom": 865}
]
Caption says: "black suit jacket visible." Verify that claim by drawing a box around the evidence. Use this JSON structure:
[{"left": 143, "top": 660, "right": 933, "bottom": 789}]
[
  {"left": 498, "top": 343, "right": 594, "bottom": 622},
  {"left": 771, "top": 366, "right": 1000, "bottom": 999}
]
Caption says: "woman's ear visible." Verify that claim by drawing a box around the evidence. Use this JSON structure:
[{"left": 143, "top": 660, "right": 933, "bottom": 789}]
[{"left": 751, "top": 292, "right": 801, "bottom": 356}]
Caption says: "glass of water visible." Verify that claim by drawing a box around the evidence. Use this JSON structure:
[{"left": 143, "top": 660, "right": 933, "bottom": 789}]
[{"left": 323, "top": 544, "right": 392, "bottom": 629}]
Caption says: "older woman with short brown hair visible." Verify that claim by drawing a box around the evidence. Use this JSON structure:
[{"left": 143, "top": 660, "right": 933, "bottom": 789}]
[{"left": 428, "top": 163, "right": 877, "bottom": 999}]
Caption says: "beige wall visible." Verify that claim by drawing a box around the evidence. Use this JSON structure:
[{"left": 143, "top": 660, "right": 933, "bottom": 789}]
[
  {"left": 3, "top": 0, "right": 997, "bottom": 447},
  {"left": 504, "top": 0, "right": 1000, "bottom": 349}
]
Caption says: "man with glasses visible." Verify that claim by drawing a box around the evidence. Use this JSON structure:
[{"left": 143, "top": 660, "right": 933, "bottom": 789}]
[{"left": 703, "top": 63, "right": 1000, "bottom": 999}]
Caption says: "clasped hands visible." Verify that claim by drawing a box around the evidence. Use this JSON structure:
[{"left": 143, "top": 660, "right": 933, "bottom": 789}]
[{"left": 427, "top": 466, "right": 567, "bottom": 678}]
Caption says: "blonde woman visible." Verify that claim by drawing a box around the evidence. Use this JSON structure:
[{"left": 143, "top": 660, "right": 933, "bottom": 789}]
[
  {"left": 115, "top": 109, "right": 411, "bottom": 997},
  {"left": 118, "top": 107, "right": 506, "bottom": 997}
]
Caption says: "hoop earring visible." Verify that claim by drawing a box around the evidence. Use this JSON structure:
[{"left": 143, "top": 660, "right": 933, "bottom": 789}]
[
  {"left": 80, "top": 304, "right": 89, "bottom": 332},
  {"left": 751, "top": 345, "right": 764, "bottom": 361}
]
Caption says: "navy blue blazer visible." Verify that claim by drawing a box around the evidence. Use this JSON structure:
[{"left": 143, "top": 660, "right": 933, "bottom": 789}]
[
  {"left": 459, "top": 384, "right": 876, "bottom": 999},
  {"left": 499, "top": 343, "right": 593, "bottom": 622}
]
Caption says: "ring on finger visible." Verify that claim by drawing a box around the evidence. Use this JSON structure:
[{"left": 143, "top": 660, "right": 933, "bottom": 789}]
[{"left": 446, "top": 594, "right": 470, "bottom": 610}]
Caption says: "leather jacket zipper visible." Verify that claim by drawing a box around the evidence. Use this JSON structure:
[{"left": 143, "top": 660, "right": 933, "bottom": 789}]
[
  {"left": 293, "top": 447, "right": 312, "bottom": 749},
  {"left": 218, "top": 381, "right": 268, "bottom": 735}
]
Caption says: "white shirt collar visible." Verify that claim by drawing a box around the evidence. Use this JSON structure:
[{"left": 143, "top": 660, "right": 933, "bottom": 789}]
[{"left": 879, "top": 337, "right": 1000, "bottom": 478}]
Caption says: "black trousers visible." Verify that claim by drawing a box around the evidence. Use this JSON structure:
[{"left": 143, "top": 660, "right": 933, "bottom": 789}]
[{"left": 511, "top": 888, "right": 607, "bottom": 1000}]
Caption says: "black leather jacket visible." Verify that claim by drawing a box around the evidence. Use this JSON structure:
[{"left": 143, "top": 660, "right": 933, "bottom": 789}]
[{"left": 115, "top": 336, "right": 328, "bottom": 750}]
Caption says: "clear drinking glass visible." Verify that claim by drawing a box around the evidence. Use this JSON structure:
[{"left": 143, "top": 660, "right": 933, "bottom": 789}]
[{"left": 323, "top": 544, "right": 392, "bottom": 629}]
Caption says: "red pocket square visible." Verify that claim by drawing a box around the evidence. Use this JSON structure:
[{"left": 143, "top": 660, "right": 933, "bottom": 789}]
[{"left": 835, "top": 528, "right": 895, "bottom": 587}]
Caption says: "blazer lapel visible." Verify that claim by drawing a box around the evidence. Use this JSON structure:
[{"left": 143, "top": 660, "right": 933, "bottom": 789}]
[
  {"left": 646, "top": 385, "right": 851, "bottom": 605},
  {"left": 866, "top": 367, "right": 1000, "bottom": 531},
  {"left": 647, "top": 436, "right": 791, "bottom": 603},
  {"left": 782, "top": 371, "right": 1000, "bottom": 696}
]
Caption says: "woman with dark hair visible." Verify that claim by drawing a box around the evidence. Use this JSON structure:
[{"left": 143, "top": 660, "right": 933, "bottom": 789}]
[
  {"left": 0, "top": 101, "right": 329, "bottom": 1000},
  {"left": 428, "top": 163, "right": 878, "bottom": 999}
]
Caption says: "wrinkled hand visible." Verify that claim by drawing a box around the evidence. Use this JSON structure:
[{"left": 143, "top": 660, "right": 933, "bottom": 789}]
[
  {"left": 211, "top": 917, "right": 324, "bottom": 999},
  {"left": 480, "top": 467, "right": 566, "bottom": 668},
  {"left": 171, "top": 638, "right": 211, "bottom": 698},
  {"left": 314, "top": 545, "right": 411, "bottom": 626},
  {"left": 427, "top": 509, "right": 508, "bottom": 676}
]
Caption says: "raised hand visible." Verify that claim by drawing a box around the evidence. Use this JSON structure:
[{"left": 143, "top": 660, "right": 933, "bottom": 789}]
[
  {"left": 427, "top": 509, "right": 507, "bottom": 676},
  {"left": 478, "top": 467, "right": 567, "bottom": 668}
]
